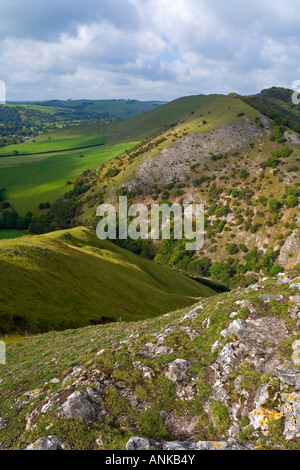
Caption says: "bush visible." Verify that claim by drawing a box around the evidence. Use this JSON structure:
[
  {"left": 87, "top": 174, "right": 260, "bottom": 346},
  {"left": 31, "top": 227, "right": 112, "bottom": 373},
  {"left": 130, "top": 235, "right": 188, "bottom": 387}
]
[
  {"left": 286, "top": 194, "right": 298, "bottom": 208},
  {"left": 226, "top": 243, "right": 239, "bottom": 255},
  {"left": 209, "top": 262, "right": 236, "bottom": 285},
  {"left": 240, "top": 169, "right": 249, "bottom": 180},
  {"left": 269, "top": 198, "right": 281, "bottom": 212}
]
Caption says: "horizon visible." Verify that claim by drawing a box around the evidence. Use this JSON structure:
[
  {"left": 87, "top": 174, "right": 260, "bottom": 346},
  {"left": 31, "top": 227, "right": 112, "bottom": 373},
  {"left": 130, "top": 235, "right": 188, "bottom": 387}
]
[{"left": 4, "top": 86, "right": 292, "bottom": 104}]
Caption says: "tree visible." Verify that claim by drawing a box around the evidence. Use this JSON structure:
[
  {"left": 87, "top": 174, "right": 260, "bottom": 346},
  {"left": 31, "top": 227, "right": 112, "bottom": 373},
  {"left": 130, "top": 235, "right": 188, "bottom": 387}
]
[
  {"left": 286, "top": 194, "right": 298, "bottom": 208},
  {"left": 268, "top": 198, "right": 281, "bottom": 212}
]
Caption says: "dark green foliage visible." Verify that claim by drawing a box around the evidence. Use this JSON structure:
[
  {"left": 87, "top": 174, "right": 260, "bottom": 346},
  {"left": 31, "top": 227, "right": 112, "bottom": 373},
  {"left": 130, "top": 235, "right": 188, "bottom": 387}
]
[
  {"left": 269, "top": 198, "right": 282, "bottom": 212},
  {"left": 226, "top": 243, "right": 239, "bottom": 255}
]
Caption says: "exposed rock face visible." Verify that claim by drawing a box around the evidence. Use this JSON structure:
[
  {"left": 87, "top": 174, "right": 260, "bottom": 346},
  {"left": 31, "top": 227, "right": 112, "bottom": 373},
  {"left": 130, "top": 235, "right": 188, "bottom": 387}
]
[
  {"left": 122, "top": 118, "right": 263, "bottom": 191},
  {"left": 278, "top": 229, "right": 300, "bottom": 269}
]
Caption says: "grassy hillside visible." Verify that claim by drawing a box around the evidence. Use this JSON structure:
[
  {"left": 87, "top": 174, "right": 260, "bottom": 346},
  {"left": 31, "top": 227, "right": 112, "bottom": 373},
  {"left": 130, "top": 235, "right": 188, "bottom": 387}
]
[
  {"left": 101, "top": 93, "right": 222, "bottom": 144},
  {"left": 0, "top": 226, "right": 215, "bottom": 334},
  {"left": 1, "top": 269, "right": 300, "bottom": 450}
]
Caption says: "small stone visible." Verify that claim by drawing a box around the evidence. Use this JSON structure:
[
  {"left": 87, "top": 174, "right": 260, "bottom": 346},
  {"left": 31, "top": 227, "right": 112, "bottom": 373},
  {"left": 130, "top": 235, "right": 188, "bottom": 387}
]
[
  {"left": 49, "top": 378, "right": 60, "bottom": 384},
  {"left": 163, "top": 441, "right": 196, "bottom": 450},
  {"left": 211, "top": 340, "right": 220, "bottom": 353},
  {"left": 292, "top": 340, "right": 300, "bottom": 366},
  {"left": 96, "top": 436, "right": 105, "bottom": 447},
  {"left": 262, "top": 294, "right": 283, "bottom": 303},
  {"left": 24, "top": 436, "right": 65, "bottom": 450},
  {"left": 126, "top": 437, "right": 156, "bottom": 450},
  {"left": 229, "top": 311, "right": 239, "bottom": 318},
  {"left": 165, "top": 359, "right": 191, "bottom": 383}
]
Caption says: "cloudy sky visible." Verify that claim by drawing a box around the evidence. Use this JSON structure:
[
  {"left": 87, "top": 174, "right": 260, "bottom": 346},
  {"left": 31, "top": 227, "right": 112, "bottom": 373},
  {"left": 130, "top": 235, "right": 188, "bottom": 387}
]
[{"left": 1, "top": 0, "right": 300, "bottom": 101}]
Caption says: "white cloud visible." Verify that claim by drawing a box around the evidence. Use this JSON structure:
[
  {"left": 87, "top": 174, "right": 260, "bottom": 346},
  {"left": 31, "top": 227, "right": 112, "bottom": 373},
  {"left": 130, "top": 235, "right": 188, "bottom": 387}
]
[{"left": 0, "top": 0, "right": 300, "bottom": 100}]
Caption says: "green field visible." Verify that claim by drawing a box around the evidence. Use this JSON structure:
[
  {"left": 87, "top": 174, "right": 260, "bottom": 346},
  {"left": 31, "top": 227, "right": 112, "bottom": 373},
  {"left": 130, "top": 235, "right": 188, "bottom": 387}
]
[
  {"left": 0, "top": 229, "right": 28, "bottom": 239},
  {"left": 0, "top": 133, "right": 107, "bottom": 156},
  {"left": 0, "top": 226, "right": 216, "bottom": 334},
  {"left": 0, "top": 143, "right": 135, "bottom": 215}
]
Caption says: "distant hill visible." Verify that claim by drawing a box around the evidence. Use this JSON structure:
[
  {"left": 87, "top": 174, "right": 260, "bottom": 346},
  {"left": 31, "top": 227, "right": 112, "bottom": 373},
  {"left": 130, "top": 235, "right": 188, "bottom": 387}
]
[
  {"left": 241, "top": 87, "right": 300, "bottom": 133},
  {"left": 9, "top": 99, "right": 167, "bottom": 121}
]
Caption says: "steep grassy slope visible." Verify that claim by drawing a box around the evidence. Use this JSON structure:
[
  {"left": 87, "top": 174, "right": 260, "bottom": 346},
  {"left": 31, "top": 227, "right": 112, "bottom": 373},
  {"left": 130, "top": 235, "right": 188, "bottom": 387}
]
[
  {"left": 102, "top": 93, "right": 222, "bottom": 145},
  {"left": 1, "top": 269, "right": 300, "bottom": 450},
  {"left": 0, "top": 226, "right": 215, "bottom": 334}
]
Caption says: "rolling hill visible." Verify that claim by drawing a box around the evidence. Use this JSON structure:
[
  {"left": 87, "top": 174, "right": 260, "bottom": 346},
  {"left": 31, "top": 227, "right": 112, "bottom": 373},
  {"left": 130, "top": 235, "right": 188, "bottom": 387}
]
[{"left": 0, "top": 226, "right": 215, "bottom": 334}]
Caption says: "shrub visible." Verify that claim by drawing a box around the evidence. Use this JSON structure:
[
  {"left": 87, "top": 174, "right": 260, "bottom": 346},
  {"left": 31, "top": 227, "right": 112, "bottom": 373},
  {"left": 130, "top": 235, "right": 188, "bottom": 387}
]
[
  {"left": 226, "top": 243, "right": 239, "bottom": 255},
  {"left": 286, "top": 194, "right": 298, "bottom": 208},
  {"left": 269, "top": 198, "right": 281, "bottom": 212}
]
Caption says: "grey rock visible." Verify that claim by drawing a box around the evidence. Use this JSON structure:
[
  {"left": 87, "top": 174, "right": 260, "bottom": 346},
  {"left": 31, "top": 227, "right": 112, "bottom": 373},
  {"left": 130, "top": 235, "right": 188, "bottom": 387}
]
[
  {"left": 49, "top": 378, "right": 60, "bottom": 384},
  {"left": 244, "top": 317, "right": 288, "bottom": 345},
  {"left": 132, "top": 361, "right": 155, "bottom": 379},
  {"left": 61, "top": 365, "right": 82, "bottom": 386},
  {"left": 24, "top": 436, "right": 65, "bottom": 450},
  {"left": 278, "top": 229, "right": 300, "bottom": 266},
  {"left": 292, "top": 340, "right": 300, "bottom": 366},
  {"left": 196, "top": 439, "right": 251, "bottom": 450},
  {"left": 276, "top": 365, "right": 300, "bottom": 390},
  {"left": 227, "top": 318, "right": 246, "bottom": 335},
  {"left": 95, "top": 436, "right": 106, "bottom": 447},
  {"left": 211, "top": 340, "right": 221, "bottom": 353},
  {"left": 126, "top": 437, "right": 156, "bottom": 450},
  {"left": 262, "top": 294, "right": 283, "bottom": 303},
  {"left": 165, "top": 359, "right": 191, "bottom": 383},
  {"left": 23, "top": 389, "right": 44, "bottom": 399},
  {"left": 163, "top": 441, "right": 196, "bottom": 450},
  {"left": 139, "top": 343, "right": 173, "bottom": 357},
  {"left": 0, "top": 418, "right": 6, "bottom": 430},
  {"left": 281, "top": 392, "right": 300, "bottom": 440},
  {"left": 58, "top": 387, "right": 106, "bottom": 424},
  {"left": 180, "top": 310, "right": 199, "bottom": 322}
]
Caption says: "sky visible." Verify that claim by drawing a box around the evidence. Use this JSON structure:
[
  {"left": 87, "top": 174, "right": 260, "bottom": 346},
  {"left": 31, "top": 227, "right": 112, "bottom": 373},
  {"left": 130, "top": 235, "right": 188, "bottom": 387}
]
[{"left": 1, "top": 0, "right": 300, "bottom": 101}]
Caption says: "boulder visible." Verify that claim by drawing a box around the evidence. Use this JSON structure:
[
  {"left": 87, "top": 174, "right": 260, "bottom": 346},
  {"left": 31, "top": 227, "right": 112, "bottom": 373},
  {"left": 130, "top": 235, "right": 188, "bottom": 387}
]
[
  {"left": 58, "top": 387, "right": 106, "bottom": 424},
  {"left": 25, "top": 436, "right": 65, "bottom": 450},
  {"left": 126, "top": 437, "right": 157, "bottom": 450}
]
